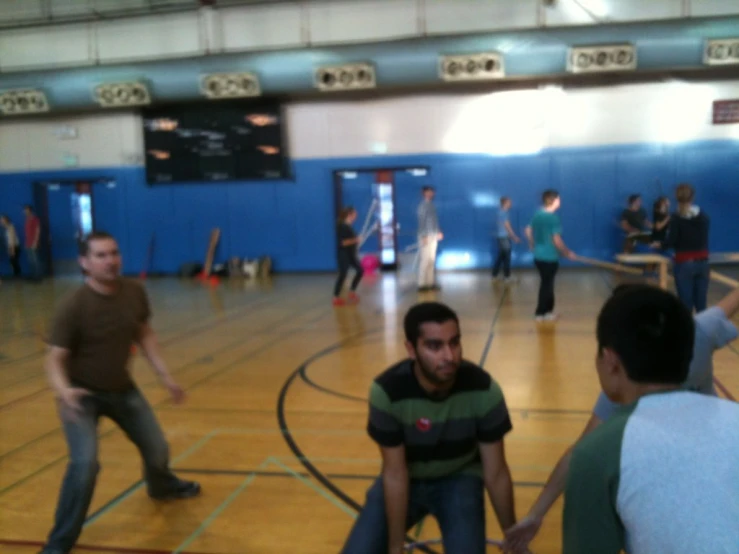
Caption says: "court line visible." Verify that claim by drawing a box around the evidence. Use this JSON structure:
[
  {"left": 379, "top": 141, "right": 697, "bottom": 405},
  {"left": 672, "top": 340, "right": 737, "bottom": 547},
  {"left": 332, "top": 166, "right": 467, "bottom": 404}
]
[
  {"left": 267, "top": 457, "right": 358, "bottom": 518},
  {"left": 174, "top": 467, "right": 548, "bottom": 488},
  {"left": 479, "top": 287, "right": 509, "bottom": 368},
  {"left": 171, "top": 459, "right": 271, "bottom": 554},
  {"left": 83, "top": 430, "right": 219, "bottom": 527},
  {"left": 0, "top": 539, "right": 210, "bottom": 554}
]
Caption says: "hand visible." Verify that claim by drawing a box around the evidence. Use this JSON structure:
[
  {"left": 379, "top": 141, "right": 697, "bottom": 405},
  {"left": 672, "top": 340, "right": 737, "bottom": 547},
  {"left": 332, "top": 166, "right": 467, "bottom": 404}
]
[
  {"left": 437, "top": 232, "right": 443, "bottom": 240},
  {"left": 567, "top": 251, "right": 577, "bottom": 261},
  {"left": 503, "top": 514, "right": 542, "bottom": 553},
  {"left": 57, "top": 387, "right": 91, "bottom": 421},
  {"left": 513, "top": 236, "right": 521, "bottom": 244},
  {"left": 162, "top": 377, "right": 186, "bottom": 404}
]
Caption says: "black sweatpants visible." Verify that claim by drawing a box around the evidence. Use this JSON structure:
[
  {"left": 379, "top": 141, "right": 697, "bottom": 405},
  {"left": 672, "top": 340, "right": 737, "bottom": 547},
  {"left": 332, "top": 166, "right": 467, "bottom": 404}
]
[
  {"left": 534, "top": 260, "right": 559, "bottom": 316},
  {"left": 9, "top": 249, "right": 21, "bottom": 277},
  {"left": 334, "top": 250, "right": 363, "bottom": 297}
]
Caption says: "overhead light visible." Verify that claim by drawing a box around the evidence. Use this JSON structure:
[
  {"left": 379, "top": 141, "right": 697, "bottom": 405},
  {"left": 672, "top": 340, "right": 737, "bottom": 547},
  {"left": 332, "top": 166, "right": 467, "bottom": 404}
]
[
  {"left": 314, "top": 63, "right": 376, "bottom": 92},
  {"left": 201, "top": 72, "right": 261, "bottom": 99},
  {"left": 439, "top": 53, "right": 505, "bottom": 82},
  {"left": 704, "top": 39, "right": 739, "bottom": 65},
  {"left": 0, "top": 89, "right": 49, "bottom": 115},
  {"left": 567, "top": 44, "right": 637, "bottom": 73},
  {"left": 93, "top": 82, "right": 151, "bottom": 107}
]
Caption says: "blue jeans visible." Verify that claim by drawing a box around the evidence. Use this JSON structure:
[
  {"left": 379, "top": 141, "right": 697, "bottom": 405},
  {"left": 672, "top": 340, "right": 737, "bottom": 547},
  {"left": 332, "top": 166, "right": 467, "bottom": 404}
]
[
  {"left": 673, "top": 259, "right": 710, "bottom": 313},
  {"left": 492, "top": 238, "right": 511, "bottom": 278},
  {"left": 340, "top": 474, "right": 486, "bottom": 554},
  {"left": 43, "top": 387, "right": 180, "bottom": 553}
]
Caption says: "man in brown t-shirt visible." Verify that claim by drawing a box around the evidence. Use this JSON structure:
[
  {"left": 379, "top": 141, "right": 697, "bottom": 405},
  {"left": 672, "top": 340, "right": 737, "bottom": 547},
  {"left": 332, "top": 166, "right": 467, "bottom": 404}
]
[{"left": 40, "top": 231, "right": 200, "bottom": 554}]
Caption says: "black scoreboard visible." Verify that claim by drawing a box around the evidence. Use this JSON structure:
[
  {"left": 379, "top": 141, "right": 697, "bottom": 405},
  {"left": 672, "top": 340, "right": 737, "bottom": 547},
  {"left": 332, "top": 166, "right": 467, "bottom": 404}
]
[{"left": 142, "top": 100, "right": 289, "bottom": 184}]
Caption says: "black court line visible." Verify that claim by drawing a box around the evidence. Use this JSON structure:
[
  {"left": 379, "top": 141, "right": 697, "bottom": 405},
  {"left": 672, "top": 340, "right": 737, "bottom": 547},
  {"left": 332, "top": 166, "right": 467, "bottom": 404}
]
[
  {"left": 478, "top": 288, "right": 509, "bottom": 368},
  {"left": 174, "top": 467, "right": 547, "bottom": 489}
]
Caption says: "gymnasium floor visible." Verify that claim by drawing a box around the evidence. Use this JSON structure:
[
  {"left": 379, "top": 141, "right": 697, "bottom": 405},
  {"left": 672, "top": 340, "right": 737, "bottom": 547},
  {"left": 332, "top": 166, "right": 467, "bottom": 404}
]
[{"left": 0, "top": 267, "right": 737, "bottom": 554}]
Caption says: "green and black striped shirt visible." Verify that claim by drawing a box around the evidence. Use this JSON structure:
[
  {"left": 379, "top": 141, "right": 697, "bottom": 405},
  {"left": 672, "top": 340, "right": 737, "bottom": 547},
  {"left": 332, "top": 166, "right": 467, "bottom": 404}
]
[{"left": 367, "top": 359, "right": 512, "bottom": 479}]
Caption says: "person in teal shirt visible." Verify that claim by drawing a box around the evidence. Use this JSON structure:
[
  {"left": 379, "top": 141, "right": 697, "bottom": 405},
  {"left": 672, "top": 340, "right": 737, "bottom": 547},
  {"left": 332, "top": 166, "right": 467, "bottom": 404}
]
[{"left": 525, "top": 190, "right": 575, "bottom": 321}]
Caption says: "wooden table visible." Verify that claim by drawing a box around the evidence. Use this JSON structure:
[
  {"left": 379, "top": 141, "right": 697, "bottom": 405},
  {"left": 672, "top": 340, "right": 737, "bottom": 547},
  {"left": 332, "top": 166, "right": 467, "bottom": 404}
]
[{"left": 615, "top": 253, "right": 672, "bottom": 289}]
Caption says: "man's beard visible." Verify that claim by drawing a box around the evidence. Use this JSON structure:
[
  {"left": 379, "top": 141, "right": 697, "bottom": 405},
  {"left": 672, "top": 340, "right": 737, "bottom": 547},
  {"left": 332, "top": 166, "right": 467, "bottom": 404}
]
[{"left": 417, "top": 357, "right": 457, "bottom": 388}]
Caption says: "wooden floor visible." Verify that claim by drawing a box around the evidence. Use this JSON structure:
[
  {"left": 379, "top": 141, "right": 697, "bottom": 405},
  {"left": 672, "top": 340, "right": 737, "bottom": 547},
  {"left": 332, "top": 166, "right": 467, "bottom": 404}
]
[{"left": 0, "top": 267, "right": 737, "bottom": 554}]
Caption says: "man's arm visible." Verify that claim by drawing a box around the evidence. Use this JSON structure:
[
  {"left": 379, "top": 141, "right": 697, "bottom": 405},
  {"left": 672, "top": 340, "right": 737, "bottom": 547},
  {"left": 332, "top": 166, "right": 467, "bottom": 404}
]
[
  {"left": 504, "top": 413, "right": 603, "bottom": 552},
  {"left": 476, "top": 379, "right": 516, "bottom": 532},
  {"left": 137, "top": 323, "right": 184, "bottom": 402},
  {"left": 380, "top": 444, "right": 409, "bottom": 554},
  {"left": 504, "top": 220, "right": 520, "bottom": 242},
  {"left": 524, "top": 226, "right": 533, "bottom": 250},
  {"left": 716, "top": 285, "right": 739, "bottom": 321},
  {"left": 552, "top": 234, "right": 576, "bottom": 260},
  {"left": 367, "top": 381, "right": 407, "bottom": 553},
  {"left": 479, "top": 440, "right": 516, "bottom": 531}
]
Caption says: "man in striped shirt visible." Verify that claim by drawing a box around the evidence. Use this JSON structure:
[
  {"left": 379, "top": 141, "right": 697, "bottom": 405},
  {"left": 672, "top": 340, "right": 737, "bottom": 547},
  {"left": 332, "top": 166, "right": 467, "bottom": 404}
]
[
  {"left": 417, "top": 186, "right": 442, "bottom": 291},
  {"left": 340, "top": 302, "right": 516, "bottom": 554}
]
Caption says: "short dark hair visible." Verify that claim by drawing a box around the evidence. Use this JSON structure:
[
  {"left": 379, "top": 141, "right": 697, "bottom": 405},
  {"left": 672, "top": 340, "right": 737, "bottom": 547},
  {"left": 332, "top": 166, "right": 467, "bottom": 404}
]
[
  {"left": 500, "top": 196, "right": 511, "bottom": 206},
  {"left": 79, "top": 231, "right": 116, "bottom": 256},
  {"left": 596, "top": 284, "right": 694, "bottom": 385},
  {"left": 542, "top": 189, "right": 559, "bottom": 206},
  {"left": 422, "top": 186, "right": 434, "bottom": 193},
  {"left": 628, "top": 194, "right": 641, "bottom": 206},
  {"left": 404, "top": 302, "right": 459, "bottom": 346}
]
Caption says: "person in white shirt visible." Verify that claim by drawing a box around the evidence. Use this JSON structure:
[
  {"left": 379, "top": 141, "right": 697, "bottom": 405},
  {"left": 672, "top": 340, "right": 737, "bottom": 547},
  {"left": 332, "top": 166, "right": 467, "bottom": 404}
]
[{"left": 1, "top": 214, "right": 20, "bottom": 277}]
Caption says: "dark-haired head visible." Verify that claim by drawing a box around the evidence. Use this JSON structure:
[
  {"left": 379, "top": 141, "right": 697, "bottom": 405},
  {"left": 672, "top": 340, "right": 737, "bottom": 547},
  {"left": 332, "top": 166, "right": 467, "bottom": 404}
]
[
  {"left": 78, "top": 231, "right": 116, "bottom": 257},
  {"left": 403, "top": 302, "right": 462, "bottom": 391},
  {"left": 542, "top": 189, "right": 560, "bottom": 209},
  {"left": 595, "top": 284, "right": 694, "bottom": 403}
]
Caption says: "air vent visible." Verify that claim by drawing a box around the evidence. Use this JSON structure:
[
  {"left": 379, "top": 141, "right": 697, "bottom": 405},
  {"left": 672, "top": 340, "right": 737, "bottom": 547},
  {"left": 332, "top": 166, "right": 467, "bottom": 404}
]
[
  {"left": 314, "top": 63, "right": 376, "bottom": 92},
  {"left": 0, "top": 89, "right": 49, "bottom": 115},
  {"left": 567, "top": 44, "right": 637, "bottom": 73},
  {"left": 439, "top": 53, "right": 504, "bottom": 81},
  {"left": 704, "top": 39, "right": 739, "bottom": 66},
  {"left": 201, "top": 72, "right": 261, "bottom": 99},
  {"left": 93, "top": 82, "right": 151, "bottom": 107}
]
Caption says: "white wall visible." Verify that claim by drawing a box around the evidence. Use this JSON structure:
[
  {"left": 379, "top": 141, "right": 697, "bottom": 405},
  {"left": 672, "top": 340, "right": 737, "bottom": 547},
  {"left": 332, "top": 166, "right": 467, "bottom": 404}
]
[
  {"left": 1, "top": 79, "right": 738, "bottom": 172},
  {"left": 1, "top": 0, "right": 738, "bottom": 71}
]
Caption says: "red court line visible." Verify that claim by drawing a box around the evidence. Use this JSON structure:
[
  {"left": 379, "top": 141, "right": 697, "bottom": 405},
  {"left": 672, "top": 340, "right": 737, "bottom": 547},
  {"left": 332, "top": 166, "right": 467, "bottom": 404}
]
[
  {"left": 0, "top": 538, "right": 213, "bottom": 554},
  {"left": 714, "top": 377, "right": 736, "bottom": 402}
]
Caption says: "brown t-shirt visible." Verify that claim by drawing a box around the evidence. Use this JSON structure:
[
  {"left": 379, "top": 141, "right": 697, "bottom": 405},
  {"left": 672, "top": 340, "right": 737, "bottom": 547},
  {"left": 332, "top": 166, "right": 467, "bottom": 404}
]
[{"left": 48, "top": 279, "right": 151, "bottom": 392}]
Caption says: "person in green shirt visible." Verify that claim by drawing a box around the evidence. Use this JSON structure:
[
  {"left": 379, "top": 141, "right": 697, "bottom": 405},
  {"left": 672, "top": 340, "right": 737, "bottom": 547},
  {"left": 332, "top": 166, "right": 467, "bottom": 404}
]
[
  {"left": 562, "top": 285, "right": 739, "bottom": 554},
  {"left": 525, "top": 190, "right": 575, "bottom": 321}
]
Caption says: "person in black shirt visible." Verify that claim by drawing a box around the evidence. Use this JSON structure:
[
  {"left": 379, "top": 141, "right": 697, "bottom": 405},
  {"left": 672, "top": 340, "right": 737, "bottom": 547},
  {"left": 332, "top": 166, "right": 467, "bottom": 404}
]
[
  {"left": 651, "top": 196, "right": 671, "bottom": 247},
  {"left": 334, "top": 206, "right": 364, "bottom": 306},
  {"left": 620, "top": 194, "right": 652, "bottom": 253},
  {"left": 660, "top": 184, "right": 710, "bottom": 313}
]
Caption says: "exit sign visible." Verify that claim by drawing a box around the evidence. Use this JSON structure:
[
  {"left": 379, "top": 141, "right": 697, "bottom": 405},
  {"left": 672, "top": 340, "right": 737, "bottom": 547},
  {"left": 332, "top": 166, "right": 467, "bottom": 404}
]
[{"left": 713, "top": 99, "right": 739, "bottom": 124}]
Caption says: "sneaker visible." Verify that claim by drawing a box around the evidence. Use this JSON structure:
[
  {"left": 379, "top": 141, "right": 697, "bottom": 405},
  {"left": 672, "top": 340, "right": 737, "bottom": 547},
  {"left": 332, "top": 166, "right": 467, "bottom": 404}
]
[
  {"left": 347, "top": 292, "right": 359, "bottom": 304},
  {"left": 332, "top": 297, "right": 345, "bottom": 306},
  {"left": 149, "top": 480, "right": 201, "bottom": 500}
]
